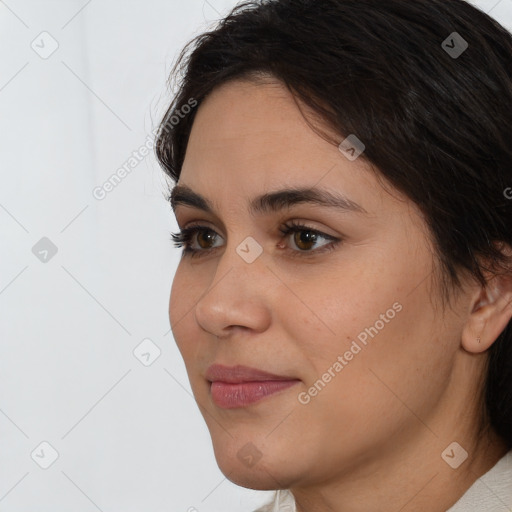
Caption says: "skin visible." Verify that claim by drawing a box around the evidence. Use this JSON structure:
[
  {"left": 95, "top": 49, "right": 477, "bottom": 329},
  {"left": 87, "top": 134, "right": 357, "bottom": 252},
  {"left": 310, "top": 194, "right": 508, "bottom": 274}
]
[{"left": 168, "top": 77, "right": 512, "bottom": 512}]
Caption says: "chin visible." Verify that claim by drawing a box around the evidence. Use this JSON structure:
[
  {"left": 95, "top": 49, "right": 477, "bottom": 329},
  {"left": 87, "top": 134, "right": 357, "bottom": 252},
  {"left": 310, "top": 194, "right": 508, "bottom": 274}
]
[
  {"left": 211, "top": 438, "right": 302, "bottom": 490},
  {"left": 225, "top": 469, "right": 284, "bottom": 490},
  {"left": 219, "top": 459, "right": 293, "bottom": 491}
]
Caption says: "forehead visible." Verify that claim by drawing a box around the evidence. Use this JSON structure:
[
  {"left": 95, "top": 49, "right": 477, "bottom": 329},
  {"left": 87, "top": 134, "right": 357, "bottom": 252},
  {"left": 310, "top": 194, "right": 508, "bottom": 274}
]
[
  {"left": 177, "top": 78, "right": 406, "bottom": 221},
  {"left": 182, "top": 79, "right": 319, "bottom": 170}
]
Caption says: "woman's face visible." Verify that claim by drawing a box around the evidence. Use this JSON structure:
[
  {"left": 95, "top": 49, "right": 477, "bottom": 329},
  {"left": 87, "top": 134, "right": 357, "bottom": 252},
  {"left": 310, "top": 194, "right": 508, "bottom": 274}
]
[{"left": 169, "top": 78, "right": 477, "bottom": 490}]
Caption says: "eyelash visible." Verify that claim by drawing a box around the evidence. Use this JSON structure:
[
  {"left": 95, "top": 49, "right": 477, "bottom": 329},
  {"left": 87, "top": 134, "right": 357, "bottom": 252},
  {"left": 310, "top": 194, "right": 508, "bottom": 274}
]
[{"left": 170, "top": 220, "right": 342, "bottom": 259}]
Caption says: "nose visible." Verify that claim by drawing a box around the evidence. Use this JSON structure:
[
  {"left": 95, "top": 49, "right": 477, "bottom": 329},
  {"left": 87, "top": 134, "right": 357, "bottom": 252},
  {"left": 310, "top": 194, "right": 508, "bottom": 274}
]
[{"left": 194, "top": 243, "right": 272, "bottom": 339}]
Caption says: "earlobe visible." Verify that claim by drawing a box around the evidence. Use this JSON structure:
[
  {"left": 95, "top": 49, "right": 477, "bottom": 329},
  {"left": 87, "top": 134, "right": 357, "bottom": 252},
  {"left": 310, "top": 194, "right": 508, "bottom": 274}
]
[
  {"left": 461, "top": 315, "right": 489, "bottom": 354},
  {"left": 461, "top": 273, "right": 512, "bottom": 354}
]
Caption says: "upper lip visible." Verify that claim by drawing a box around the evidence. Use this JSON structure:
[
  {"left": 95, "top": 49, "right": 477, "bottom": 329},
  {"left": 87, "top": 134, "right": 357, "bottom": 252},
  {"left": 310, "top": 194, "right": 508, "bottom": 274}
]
[{"left": 205, "top": 364, "right": 297, "bottom": 383}]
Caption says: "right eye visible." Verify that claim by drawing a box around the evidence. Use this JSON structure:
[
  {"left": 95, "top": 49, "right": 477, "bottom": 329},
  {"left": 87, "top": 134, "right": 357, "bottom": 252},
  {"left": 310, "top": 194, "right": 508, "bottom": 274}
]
[{"left": 170, "top": 225, "right": 224, "bottom": 258}]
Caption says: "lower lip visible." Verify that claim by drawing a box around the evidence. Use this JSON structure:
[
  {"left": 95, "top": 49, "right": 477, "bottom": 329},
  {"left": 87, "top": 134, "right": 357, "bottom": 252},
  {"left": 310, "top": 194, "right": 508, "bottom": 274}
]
[{"left": 210, "top": 380, "right": 300, "bottom": 409}]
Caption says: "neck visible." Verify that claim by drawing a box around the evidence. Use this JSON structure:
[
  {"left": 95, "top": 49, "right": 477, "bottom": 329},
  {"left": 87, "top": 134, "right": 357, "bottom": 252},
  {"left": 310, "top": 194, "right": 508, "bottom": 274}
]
[{"left": 291, "top": 427, "right": 508, "bottom": 512}]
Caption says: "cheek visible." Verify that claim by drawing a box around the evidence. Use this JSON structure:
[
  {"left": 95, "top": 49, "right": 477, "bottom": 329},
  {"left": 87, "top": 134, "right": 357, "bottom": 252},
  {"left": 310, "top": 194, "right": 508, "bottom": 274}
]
[
  {"left": 169, "top": 264, "right": 204, "bottom": 327},
  {"left": 168, "top": 265, "right": 218, "bottom": 379},
  {"left": 304, "top": 292, "right": 450, "bottom": 435},
  {"left": 304, "top": 234, "right": 437, "bottom": 362},
  {"left": 168, "top": 268, "right": 182, "bottom": 328},
  {"left": 293, "top": 256, "right": 450, "bottom": 408},
  {"left": 168, "top": 266, "right": 199, "bottom": 357}
]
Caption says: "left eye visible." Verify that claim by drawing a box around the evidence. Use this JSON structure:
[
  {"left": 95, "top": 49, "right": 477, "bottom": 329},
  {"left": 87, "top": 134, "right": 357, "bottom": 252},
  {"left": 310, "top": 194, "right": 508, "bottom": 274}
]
[
  {"left": 281, "top": 226, "right": 333, "bottom": 251},
  {"left": 170, "top": 222, "right": 341, "bottom": 258}
]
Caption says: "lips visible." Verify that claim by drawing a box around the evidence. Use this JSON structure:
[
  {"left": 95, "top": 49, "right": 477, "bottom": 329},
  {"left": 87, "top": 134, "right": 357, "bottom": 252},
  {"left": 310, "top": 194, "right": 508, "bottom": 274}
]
[
  {"left": 205, "top": 364, "right": 296, "bottom": 383},
  {"left": 205, "top": 364, "right": 300, "bottom": 409}
]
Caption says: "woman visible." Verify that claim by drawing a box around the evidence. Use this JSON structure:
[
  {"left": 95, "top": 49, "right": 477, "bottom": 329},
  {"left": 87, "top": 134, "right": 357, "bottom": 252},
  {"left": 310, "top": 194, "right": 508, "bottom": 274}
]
[{"left": 155, "top": 0, "right": 512, "bottom": 510}]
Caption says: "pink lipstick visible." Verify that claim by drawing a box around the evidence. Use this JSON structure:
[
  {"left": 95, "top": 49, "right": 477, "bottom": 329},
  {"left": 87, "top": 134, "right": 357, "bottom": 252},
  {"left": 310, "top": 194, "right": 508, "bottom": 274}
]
[{"left": 205, "top": 364, "right": 300, "bottom": 409}]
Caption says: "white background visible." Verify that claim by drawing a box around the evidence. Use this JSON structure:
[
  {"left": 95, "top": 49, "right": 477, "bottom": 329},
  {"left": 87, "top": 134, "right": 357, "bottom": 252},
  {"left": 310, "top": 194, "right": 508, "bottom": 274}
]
[{"left": 0, "top": 1, "right": 511, "bottom": 511}]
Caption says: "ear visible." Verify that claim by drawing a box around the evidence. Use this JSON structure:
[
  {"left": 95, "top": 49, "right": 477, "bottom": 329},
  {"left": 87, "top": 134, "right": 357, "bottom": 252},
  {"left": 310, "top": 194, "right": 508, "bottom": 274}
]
[{"left": 461, "top": 260, "right": 512, "bottom": 354}]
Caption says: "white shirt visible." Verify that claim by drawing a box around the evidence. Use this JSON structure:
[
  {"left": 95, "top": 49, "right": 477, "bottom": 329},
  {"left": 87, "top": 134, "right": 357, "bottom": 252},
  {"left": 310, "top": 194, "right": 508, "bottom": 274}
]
[{"left": 253, "top": 449, "right": 512, "bottom": 512}]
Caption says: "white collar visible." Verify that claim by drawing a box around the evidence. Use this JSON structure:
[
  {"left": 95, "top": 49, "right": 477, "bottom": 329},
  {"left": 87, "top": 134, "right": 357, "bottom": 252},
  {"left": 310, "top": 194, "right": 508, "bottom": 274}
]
[{"left": 446, "top": 449, "right": 512, "bottom": 511}]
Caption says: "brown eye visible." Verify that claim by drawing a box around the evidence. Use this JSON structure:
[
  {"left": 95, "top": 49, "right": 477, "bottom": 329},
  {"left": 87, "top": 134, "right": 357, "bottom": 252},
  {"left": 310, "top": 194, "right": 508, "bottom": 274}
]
[
  {"left": 293, "top": 230, "right": 318, "bottom": 251},
  {"left": 197, "top": 230, "right": 217, "bottom": 249},
  {"left": 278, "top": 221, "right": 341, "bottom": 255},
  {"left": 172, "top": 221, "right": 341, "bottom": 259}
]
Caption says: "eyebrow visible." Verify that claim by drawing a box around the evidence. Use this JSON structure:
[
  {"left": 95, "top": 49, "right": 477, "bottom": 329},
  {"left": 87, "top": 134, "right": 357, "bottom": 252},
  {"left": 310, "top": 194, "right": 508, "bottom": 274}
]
[{"left": 169, "top": 184, "right": 367, "bottom": 216}]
